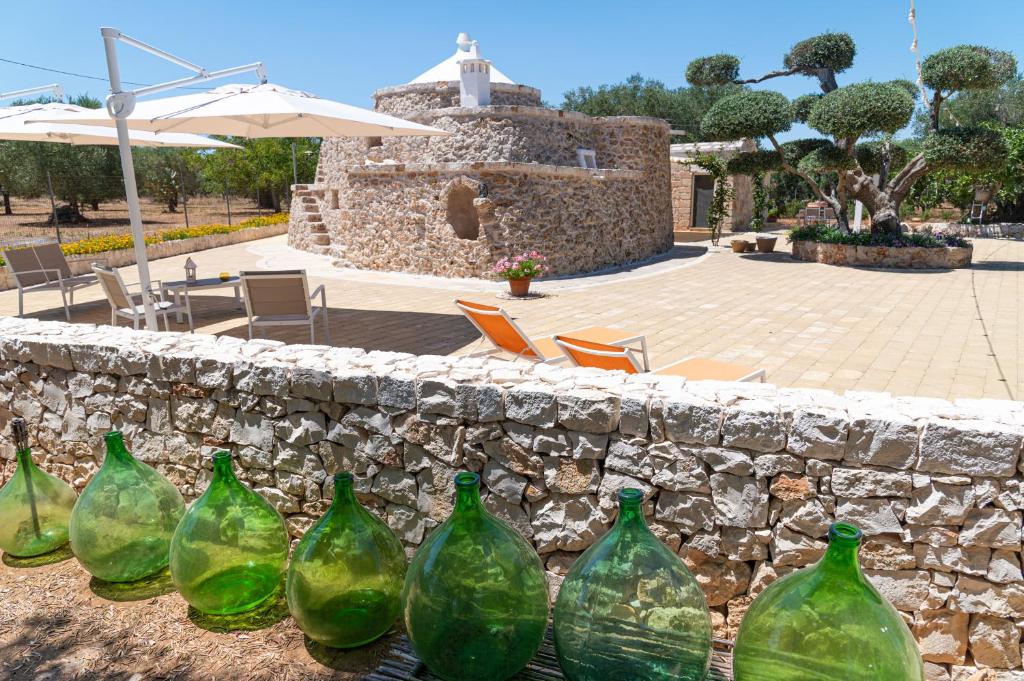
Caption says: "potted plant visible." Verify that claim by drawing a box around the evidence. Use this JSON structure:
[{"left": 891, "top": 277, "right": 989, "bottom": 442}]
[
  {"left": 492, "top": 251, "right": 547, "bottom": 296},
  {"left": 730, "top": 239, "right": 748, "bottom": 253},
  {"left": 756, "top": 234, "right": 778, "bottom": 252}
]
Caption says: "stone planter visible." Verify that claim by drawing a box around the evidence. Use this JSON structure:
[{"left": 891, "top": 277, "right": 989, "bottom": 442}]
[
  {"left": 731, "top": 240, "right": 748, "bottom": 253},
  {"left": 791, "top": 240, "right": 973, "bottom": 269},
  {"left": 755, "top": 235, "right": 777, "bottom": 253},
  {"left": 508, "top": 277, "right": 533, "bottom": 296}
]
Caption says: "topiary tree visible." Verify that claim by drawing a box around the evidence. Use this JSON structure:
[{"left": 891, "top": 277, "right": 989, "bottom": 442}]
[{"left": 687, "top": 33, "right": 1016, "bottom": 234}]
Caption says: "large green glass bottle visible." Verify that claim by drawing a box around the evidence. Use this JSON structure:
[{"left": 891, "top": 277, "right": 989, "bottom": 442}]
[
  {"left": 69, "top": 431, "right": 185, "bottom": 582},
  {"left": 402, "top": 471, "right": 549, "bottom": 681},
  {"left": 553, "top": 488, "right": 712, "bottom": 681},
  {"left": 733, "top": 523, "right": 924, "bottom": 681},
  {"left": 286, "top": 472, "right": 406, "bottom": 647},
  {"left": 0, "top": 418, "right": 78, "bottom": 557},
  {"left": 169, "top": 451, "right": 289, "bottom": 615}
]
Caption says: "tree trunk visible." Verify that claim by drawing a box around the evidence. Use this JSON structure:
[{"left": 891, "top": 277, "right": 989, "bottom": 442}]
[
  {"left": 167, "top": 194, "right": 179, "bottom": 212},
  {"left": 2, "top": 191, "right": 10, "bottom": 215},
  {"left": 90, "top": 200, "right": 99, "bottom": 211},
  {"left": 869, "top": 203, "right": 902, "bottom": 234},
  {"left": 271, "top": 188, "right": 281, "bottom": 213}
]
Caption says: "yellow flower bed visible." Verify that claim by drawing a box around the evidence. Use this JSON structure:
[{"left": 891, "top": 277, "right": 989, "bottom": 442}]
[{"left": 1, "top": 213, "right": 289, "bottom": 266}]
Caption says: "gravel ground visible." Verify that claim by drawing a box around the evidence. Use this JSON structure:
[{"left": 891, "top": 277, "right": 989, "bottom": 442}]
[{"left": 0, "top": 549, "right": 394, "bottom": 680}]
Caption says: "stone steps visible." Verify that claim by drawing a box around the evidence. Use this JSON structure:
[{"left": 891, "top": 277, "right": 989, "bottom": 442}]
[
  {"left": 310, "top": 233, "right": 330, "bottom": 246},
  {"left": 307, "top": 222, "right": 327, "bottom": 234}
]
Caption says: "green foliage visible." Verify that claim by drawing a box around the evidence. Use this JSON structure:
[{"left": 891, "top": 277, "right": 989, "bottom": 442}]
[
  {"left": 560, "top": 74, "right": 740, "bottom": 141},
  {"left": 791, "top": 94, "right": 821, "bottom": 123},
  {"left": 788, "top": 223, "right": 969, "bottom": 248},
  {"left": 923, "top": 126, "right": 1007, "bottom": 171},
  {"left": 780, "top": 138, "right": 831, "bottom": 164},
  {"left": 921, "top": 46, "right": 1017, "bottom": 92},
  {"left": 751, "top": 173, "right": 768, "bottom": 231},
  {"left": 134, "top": 148, "right": 204, "bottom": 211},
  {"left": 701, "top": 90, "right": 792, "bottom": 141},
  {"left": 797, "top": 144, "right": 855, "bottom": 173},
  {"left": 854, "top": 140, "right": 909, "bottom": 175},
  {"left": 201, "top": 137, "right": 320, "bottom": 208},
  {"left": 807, "top": 82, "right": 915, "bottom": 138},
  {"left": 922, "top": 74, "right": 1024, "bottom": 130},
  {"left": 887, "top": 79, "right": 920, "bottom": 98},
  {"left": 685, "top": 55, "right": 741, "bottom": 87},
  {"left": 727, "top": 150, "right": 783, "bottom": 175},
  {"left": 693, "top": 152, "right": 733, "bottom": 245},
  {"left": 783, "top": 33, "right": 856, "bottom": 73}
]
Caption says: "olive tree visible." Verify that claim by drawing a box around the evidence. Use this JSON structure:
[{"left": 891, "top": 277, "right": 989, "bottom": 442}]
[{"left": 687, "top": 33, "right": 1016, "bottom": 234}]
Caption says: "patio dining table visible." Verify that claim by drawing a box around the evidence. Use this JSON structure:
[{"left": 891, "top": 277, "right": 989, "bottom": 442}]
[{"left": 160, "top": 276, "right": 243, "bottom": 323}]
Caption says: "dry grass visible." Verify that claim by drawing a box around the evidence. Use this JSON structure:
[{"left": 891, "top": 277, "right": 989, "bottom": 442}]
[
  {"left": 0, "top": 549, "right": 394, "bottom": 680},
  {"left": 0, "top": 196, "right": 272, "bottom": 248}
]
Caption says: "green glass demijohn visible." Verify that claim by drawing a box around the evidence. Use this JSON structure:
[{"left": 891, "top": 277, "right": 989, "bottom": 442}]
[
  {"left": 553, "top": 488, "right": 712, "bottom": 681},
  {"left": 170, "top": 451, "right": 289, "bottom": 615},
  {"left": 733, "top": 522, "right": 924, "bottom": 681},
  {"left": 286, "top": 471, "right": 407, "bottom": 647},
  {"left": 0, "top": 418, "right": 78, "bottom": 557},
  {"left": 402, "top": 471, "right": 549, "bottom": 681},
  {"left": 69, "top": 430, "right": 185, "bottom": 582}
]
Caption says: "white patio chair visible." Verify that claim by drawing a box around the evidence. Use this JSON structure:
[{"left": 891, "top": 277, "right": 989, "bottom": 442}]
[
  {"left": 239, "top": 270, "right": 329, "bottom": 344},
  {"left": 2, "top": 243, "right": 98, "bottom": 320},
  {"left": 92, "top": 263, "right": 193, "bottom": 332}
]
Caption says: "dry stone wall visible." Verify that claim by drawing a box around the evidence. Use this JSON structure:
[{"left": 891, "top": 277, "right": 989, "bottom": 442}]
[
  {"left": 2, "top": 317, "right": 1023, "bottom": 679},
  {"left": 374, "top": 82, "right": 542, "bottom": 114}
]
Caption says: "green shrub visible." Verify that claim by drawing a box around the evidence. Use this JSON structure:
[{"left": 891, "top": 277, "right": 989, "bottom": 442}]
[
  {"left": 922, "top": 46, "right": 1017, "bottom": 92},
  {"left": 788, "top": 223, "right": 969, "bottom": 248},
  {"left": 685, "top": 54, "right": 741, "bottom": 87},
  {"left": 807, "top": 82, "right": 915, "bottom": 138},
  {"left": 702, "top": 90, "right": 792, "bottom": 140},
  {"left": 784, "top": 33, "right": 856, "bottom": 73}
]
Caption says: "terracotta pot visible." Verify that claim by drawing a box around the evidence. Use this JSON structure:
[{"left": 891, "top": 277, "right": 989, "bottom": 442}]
[
  {"left": 756, "top": 236, "right": 778, "bottom": 253},
  {"left": 744, "top": 242, "right": 757, "bottom": 253},
  {"left": 730, "top": 240, "right": 748, "bottom": 253},
  {"left": 508, "top": 277, "right": 532, "bottom": 297}
]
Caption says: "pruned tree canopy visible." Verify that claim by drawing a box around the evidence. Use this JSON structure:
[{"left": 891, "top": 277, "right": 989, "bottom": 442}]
[
  {"left": 854, "top": 141, "right": 909, "bottom": 175},
  {"left": 797, "top": 144, "right": 856, "bottom": 173},
  {"left": 685, "top": 55, "right": 741, "bottom": 87},
  {"left": 726, "top": 150, "right": 783, "bottom": 175},
  {"left": 922, "top": 46, "right": 1017, "bottom": 93},
  {"left": 807, "top": 82, "right": 915, "bottom": 139},
  {"left": 701, "top": 90, "right": 792, "bottom": 140},
  {"left": 923, "top": 126, "right": 1008, "bottom": 171},
  {"left": 783, "top": 32, "right": 856, "bottom": 74},
  {"left": 791, "top": 94, "right": 822, "bottom": 123},
  {"left": 780, "top": 138, "right": 831, "bottom": 165}
]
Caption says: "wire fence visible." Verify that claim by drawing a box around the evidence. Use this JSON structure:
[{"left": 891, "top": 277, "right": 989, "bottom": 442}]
[{"left": 0, "top": 186, "right": 288, "bottom": 249}]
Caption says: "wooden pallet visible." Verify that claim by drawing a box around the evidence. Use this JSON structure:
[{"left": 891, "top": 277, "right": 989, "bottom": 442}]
[{"left": 363, "top": 627, "right": 734, "bottom": 680}]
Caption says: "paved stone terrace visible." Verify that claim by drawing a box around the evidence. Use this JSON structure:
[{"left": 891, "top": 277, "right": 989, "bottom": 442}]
[{"left": 1, "top": 232, "right": 1021, "bottom": 401}]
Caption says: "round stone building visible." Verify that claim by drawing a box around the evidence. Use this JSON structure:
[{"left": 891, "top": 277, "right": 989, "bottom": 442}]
[{"left": 289, "top": 33, "right": 673, "bottom": 278}]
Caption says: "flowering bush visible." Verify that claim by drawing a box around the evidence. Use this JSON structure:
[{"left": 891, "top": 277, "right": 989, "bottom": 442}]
[
  {"left": 788, "top": 223, "right": 970, "bottom": 248},
  {"left": 491, "top": 252, "right": 548, "bottom": 280},
  {"left": 0, "top": 213, "right": 289, "bottom": 265}
]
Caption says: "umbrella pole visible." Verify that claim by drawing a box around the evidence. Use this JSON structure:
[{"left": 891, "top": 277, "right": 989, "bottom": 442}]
[{"left": 102, "top": 30, "right": 158, "bottom": 331}]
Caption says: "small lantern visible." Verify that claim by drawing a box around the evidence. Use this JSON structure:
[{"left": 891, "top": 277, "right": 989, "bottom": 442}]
[{"left": 184, "top": 257, "right": 197, "bottom": 282}]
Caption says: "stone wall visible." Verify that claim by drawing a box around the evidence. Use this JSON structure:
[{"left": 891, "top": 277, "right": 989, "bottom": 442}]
[
  {"left": 2, "top": 317, "right": 1023, "bottom": 678},
  {"left": 373, "top": 82, "right": 543, "bottom": 114},
  {"left": 303, "top": 109, "right": 673, "bottom": 278},
  {"left": 0, "top": 223, "right": 288, "bottom": 292},
  {"left": 792, "top": 241, "right": 974, "bottom": 269}
]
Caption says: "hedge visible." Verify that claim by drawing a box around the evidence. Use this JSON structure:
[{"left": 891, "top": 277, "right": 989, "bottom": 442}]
[
  {"left": 788, "top": 223, "right": 970, "bottom": 248},
  {"left": 1, "top": 212, "right": 289, "bottom": 266}
]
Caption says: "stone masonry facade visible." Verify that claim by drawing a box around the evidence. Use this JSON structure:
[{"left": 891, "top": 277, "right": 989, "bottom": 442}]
[
  {"left": 2, "top": 317, "right": 1024, "bottom": 679},
  {"left": 288, "top": 81, "right": 674, "bottom": 278}
]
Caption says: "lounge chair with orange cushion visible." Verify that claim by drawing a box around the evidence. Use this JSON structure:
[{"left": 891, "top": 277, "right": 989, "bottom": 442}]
[
  {"left": 553, "top": 335, "right": 765, "bottom": 382},
  {"left": 454, "top": 299, "right": 649, "bottom": 366}
]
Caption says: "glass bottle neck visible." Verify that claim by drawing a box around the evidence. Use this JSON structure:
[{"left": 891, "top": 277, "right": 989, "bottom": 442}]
[
  {"left": 211, "top": 453, "right": 239, "bottom": 486},
  {"left": 614, "top": 489, "right": 648, "bottom": 532},
  {"left": 104, "top": 432, "right": 134, "bottom": 464},
  {"left": 15, "top": 447, "right": 35, "bottom": 469},
  {"left": 819, "top": 523, "right": 862, "bottom": 576},
  {"left": 330, "top": 473, "right": 359, "bottom": 512},
  {"left": 453, "top": 473, "right": 483, "bottom": 515}
]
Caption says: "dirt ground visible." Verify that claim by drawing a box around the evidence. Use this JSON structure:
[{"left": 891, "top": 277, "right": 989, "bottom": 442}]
[
  {"left": 0, "top": 549, "right": 394, "bottom": 680},
  {"left": 0, "top": 196, "right": 271, "bottom": 248}
]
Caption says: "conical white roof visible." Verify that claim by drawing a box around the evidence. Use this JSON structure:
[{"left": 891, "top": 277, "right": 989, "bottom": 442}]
[{"left": 410, "top": 33, "right": 514, "bottom": 85}]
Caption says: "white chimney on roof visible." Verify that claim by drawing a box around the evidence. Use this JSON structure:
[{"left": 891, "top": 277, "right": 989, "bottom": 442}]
[{"left": 457, "top": 33, "right": 491, "bottom": 107}]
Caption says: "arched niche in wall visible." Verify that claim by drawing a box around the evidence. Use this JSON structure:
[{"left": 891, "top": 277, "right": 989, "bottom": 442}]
[{"left": 442, "top": 176, "right": 483, "bottom": 240}]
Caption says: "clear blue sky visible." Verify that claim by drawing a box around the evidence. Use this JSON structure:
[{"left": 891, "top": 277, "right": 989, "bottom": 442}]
[{"left": 3, "top": 0, "right": 1021, "bottom": 136}]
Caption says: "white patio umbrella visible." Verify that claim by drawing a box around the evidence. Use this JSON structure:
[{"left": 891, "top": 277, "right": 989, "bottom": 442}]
[
  {"left": 0, "top": 102, "right": 241, "bottom": 147},
  {"left": 28, "top": 28, "right": 451, "bottom": 330},
  {"left": 31, "top": 82, "right": 452, "bottom": 138}
]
